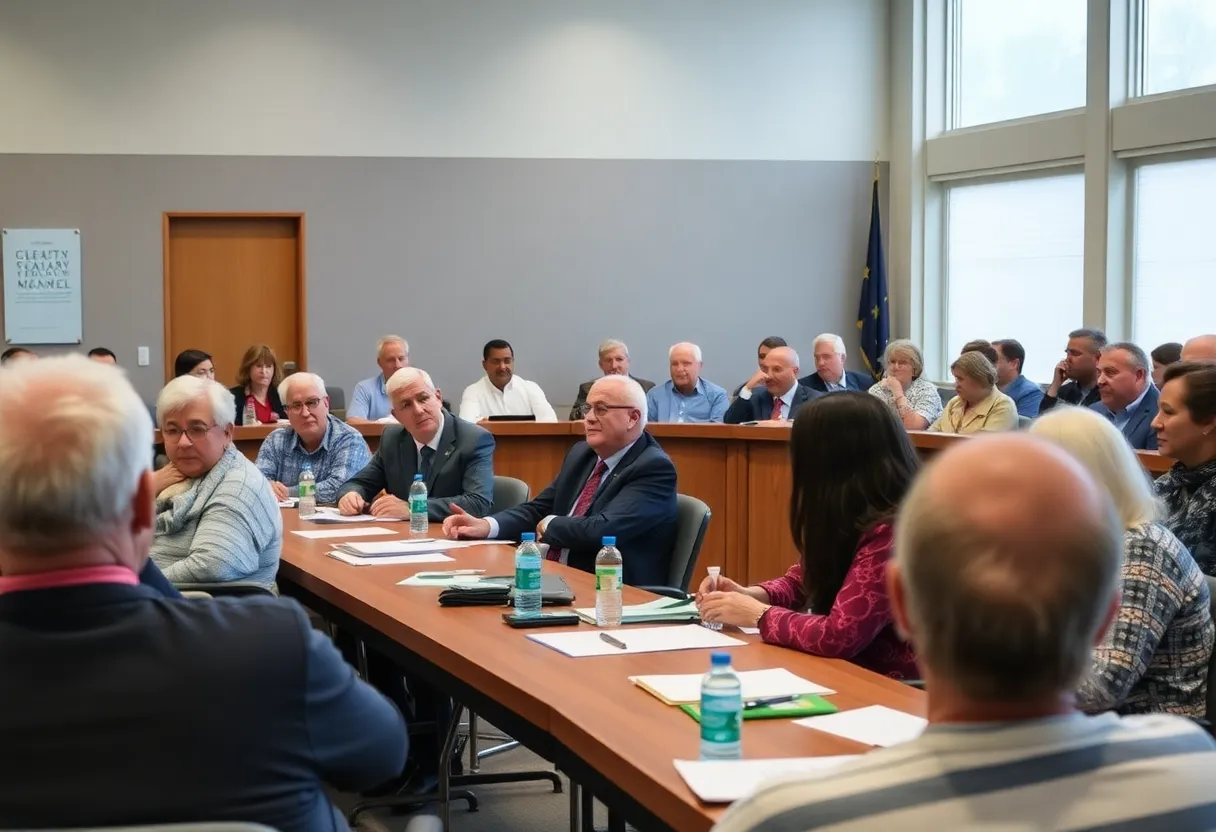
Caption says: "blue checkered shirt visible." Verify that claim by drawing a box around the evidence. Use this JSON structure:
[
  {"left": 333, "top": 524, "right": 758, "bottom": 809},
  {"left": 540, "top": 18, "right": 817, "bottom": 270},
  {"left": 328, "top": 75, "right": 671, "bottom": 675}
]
[{"left": 254, "top": 414, "right": 372, "bottom": 505}]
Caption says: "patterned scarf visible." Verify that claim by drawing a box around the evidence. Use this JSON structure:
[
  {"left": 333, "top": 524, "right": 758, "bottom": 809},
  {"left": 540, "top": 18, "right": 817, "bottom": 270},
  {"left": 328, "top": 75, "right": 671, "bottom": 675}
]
[
  {"left": 155, "top": 445, "right": 242, "bottom": 536},
  {"left": 1157, "top": 458, "right": 1216, "bottom": 576}
]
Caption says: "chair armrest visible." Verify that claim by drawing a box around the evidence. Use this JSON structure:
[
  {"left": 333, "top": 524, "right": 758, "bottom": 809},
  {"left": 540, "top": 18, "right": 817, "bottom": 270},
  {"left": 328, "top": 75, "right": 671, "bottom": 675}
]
[
  {"left": 636, "top": 586, "right": 691, "bottom": 600},
  {"left": 173, "top": 581, "right": 275, "bottom": 598}
]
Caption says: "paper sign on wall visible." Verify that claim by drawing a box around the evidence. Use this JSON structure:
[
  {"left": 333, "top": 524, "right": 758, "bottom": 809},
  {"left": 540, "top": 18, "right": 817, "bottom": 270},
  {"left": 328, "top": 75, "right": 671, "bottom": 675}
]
[{"left": 2, "top": 228, "right": 83, "bottom": 345}]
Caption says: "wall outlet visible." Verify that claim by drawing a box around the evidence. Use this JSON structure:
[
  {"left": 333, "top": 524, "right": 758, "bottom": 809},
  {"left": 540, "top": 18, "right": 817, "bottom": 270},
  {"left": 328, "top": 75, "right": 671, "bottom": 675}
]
[{"left": 137, "top": 346, "right": 149, "bottom": 366}]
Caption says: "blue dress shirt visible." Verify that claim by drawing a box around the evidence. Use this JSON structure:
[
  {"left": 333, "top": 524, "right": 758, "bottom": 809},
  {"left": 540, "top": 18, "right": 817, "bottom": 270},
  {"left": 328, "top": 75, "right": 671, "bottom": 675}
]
[
  {"left": 1110, "top": 384, "right": 1151, "bottom": 432},
  {"left": 1001, "top": 374, "right": 1045, "bottom": 419},
  {"left": 347, "top": 375, "right": 392, "bottom": 421},
  {"left": 646, "top": 378, "right": 729, "bottom": 423},
  {"left": 254, "top": 415, "right": 372, "bottom": 504}
]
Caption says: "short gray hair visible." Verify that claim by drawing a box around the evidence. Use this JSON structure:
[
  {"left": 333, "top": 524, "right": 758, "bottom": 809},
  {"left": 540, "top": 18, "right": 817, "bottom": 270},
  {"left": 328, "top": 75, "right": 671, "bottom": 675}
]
[
  {"left": 279, "top": 371, "right": 327, "bottom": 403},
  {"left": 592, "top": 374, "right": 648, "bottom": 429},
  {"left": 386, "top": 367, "right": 435, "bottom": 397},
  {"left": 669, "top": 342, "right": 702, "bottom": 362},
  {"left": 598, "top": 339, "right": 629, "bottom": 359},
  {"left": 813, "top": 334, "right": 846, "bottom": 356},
  {"left": 377, "top": 335, "right": 409, "bottom": 359},
  {"left": 157, "top": 376, "right": 236, "bottom": 429},
  {"left": 0, "top": 355, "right": 152, "bottom": 553},
  {"left": 1102, "top": 341, "right": 1149, "bottom": 373},
  {"left": 884, "top": 339, "right": 924, "bottom": 379}
]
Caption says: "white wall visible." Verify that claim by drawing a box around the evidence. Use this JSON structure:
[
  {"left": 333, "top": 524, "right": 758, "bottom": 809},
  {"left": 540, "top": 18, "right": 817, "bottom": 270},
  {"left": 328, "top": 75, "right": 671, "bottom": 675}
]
[{"left": 0, "top": 0, "right": 888, "bottom": 161}]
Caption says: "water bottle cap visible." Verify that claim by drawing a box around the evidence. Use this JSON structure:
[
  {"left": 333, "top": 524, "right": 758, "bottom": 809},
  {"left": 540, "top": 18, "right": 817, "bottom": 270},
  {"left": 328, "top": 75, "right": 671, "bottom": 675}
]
[
  {"left": 520, "top": 532, "right": 536, "bottom": 542},
  {"left": 601, "top": 536, "right": 616, "bottom": 546},
  {"left": 711, "top": 652, "right": 731, "bottom": 667},
  {"left": 413, "top": 474, "right": 424, "bottom": 480}
]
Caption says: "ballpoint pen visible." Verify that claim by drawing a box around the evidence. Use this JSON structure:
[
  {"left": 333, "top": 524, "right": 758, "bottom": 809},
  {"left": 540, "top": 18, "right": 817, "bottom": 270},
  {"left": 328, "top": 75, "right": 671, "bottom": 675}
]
[
  {"left": 743, "top": 694, "right": 801, "bottom": 710},
  {"left": 599, "top": 633, "right": 628, "bottom": 650}
]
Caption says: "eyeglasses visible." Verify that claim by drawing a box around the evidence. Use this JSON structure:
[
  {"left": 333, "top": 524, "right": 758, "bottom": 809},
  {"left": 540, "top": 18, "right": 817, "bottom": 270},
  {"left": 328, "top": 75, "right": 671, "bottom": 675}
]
[
  {"left": 586, "top": 404, "right": 636, "bottom": 418},
  {"left": 162, "top": 423, "right": 220, "bottom": 442},
  {"left": 286, "top": 398, "right": 324, "bottom": 414}
]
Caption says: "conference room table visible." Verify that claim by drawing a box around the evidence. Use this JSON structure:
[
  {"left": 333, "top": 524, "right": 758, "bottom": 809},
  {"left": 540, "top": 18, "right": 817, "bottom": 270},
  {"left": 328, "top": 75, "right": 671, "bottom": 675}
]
[{"left": 274, "top": 511, "right": 927, "bottom": 832}]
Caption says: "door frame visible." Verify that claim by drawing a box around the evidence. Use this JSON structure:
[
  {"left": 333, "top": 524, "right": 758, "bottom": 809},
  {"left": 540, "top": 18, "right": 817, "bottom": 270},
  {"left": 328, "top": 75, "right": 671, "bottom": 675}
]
[{"left": 161, "top": 211, "right": 308, "bottom": 382}]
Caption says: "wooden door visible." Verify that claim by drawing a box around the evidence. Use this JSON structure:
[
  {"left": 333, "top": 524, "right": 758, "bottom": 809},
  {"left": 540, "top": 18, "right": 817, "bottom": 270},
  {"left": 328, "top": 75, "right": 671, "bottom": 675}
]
[{"left": 163, "top": 213, "right": 306, "bottom": 386}]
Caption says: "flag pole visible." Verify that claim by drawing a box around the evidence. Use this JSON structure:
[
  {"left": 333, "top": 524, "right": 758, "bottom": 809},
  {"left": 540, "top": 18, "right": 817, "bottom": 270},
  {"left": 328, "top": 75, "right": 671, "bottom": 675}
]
[{"left": 873, "top": 152, "right": 880, "bottom": 183}]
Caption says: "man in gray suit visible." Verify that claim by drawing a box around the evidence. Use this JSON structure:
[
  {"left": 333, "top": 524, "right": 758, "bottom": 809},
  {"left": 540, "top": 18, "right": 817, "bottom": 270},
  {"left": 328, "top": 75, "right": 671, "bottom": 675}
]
[{"left": 338, "top": 367, "right": 494, "bottom": 520}]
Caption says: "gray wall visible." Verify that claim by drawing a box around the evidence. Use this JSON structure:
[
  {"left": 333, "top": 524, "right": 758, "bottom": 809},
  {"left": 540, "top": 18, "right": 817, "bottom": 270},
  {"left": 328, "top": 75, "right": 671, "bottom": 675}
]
[{"left": 0, "top": 155, "right": 887, "bottom": 404}]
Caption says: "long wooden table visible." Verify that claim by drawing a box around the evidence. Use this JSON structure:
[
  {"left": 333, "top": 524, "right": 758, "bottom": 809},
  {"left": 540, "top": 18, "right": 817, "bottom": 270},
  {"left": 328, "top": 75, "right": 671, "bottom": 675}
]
[{"left": 274, "top": 511, "right": 926, "bottom": 832}]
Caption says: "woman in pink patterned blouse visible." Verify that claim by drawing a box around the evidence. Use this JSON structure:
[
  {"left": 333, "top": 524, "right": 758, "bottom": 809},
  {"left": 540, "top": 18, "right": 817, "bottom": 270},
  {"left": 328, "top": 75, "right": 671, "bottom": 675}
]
[{"left": 697, "top": 391, "right": 921, "bottom": 679}]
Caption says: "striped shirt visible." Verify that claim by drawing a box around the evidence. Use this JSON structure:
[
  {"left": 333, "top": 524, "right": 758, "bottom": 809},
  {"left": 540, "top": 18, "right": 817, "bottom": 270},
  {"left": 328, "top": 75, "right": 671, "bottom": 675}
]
[
  {"left": 712, "top": 712, "right": 1216, "bottom": 832},
  {"left": 254, "top": 414, "right": 372, "bottom": 505}
]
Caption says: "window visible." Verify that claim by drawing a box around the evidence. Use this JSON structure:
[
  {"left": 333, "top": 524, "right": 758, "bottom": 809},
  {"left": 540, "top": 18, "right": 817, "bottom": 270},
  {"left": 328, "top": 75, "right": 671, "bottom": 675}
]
[
  {"left": 945, "top": 173, "right": 1085, "bottom": 382},
  {"left": 1133, "top": 157, "right": 1216, "bottom": 351},
  {"left": 951, "top": 0, "right": 1087, "bottom": 128},
  {"left": 1140, "top": 0, "right": 1216, "bottom": 95}
]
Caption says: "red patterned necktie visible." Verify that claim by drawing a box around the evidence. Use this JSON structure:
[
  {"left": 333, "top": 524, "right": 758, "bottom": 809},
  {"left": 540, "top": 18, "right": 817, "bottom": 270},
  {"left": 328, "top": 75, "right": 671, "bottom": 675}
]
[
  {"left": 770, "top": 396, "right": 783, "bottom": 421},
  {"left": 548, "top": 459, "right": 608, "bottom": 561}
]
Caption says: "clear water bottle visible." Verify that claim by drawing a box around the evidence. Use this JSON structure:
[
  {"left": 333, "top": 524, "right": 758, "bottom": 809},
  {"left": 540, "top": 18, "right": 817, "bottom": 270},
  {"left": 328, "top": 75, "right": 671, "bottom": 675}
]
[
  {"left": 595, "top": 536, "right": 623, "bottom": 628},
  {"left": 702, "top": 566, "right": 723, "bottom": 631},
  {"left": 297, "top": 463, "right": 316, "bottom": 518},
  {"left": 513, "top": 532, "right": 543, "bottom": 617},
  {"left": 700, "top": 652, "right": 742, "bottom": 760},
  {"left": 242, "top": 397, "right": 257, "bottom": 426},
  {"left": 408, "top": 474, "right": 428, "bottom": 535}
]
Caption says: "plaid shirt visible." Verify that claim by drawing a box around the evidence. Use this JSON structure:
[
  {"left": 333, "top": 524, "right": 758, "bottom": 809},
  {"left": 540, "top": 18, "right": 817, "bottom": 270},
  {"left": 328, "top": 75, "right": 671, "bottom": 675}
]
[{"left": 254, "top": 415, "right": 371, "bottom": 505}]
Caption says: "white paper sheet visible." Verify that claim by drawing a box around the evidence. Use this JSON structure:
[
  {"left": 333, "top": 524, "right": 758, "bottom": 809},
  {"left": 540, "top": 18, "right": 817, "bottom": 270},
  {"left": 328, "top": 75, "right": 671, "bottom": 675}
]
[
  {"left": 673, "top": 756, "right": 860, "bottom": 803},
  {"left": 630, "top": 668, "right": 835, "bottom": 704},
  {"left": 326, "top": 551, "right": 456, "bottom": 567},
  {"left": 795, "top": 705, "right": 926, "bottom": 747},
  {"left": 291, "top": 526, "right": 398, "bottom": 540},
  {"left": 301, "top": 511, "right": 402, "bottom": 524},
  {"left": 738, "top": 627, "right": 761, "bottom": 635},
  {"left": 277, "top": 498, "right": 298, "bottom": 508},
  {"left": 335, "top": 539, "right": 474, "bottom": 556},
  {"left": 398, "top": 573, "right": 506, "bottom": 588},
  {"left": 527, "top": 624, "right": 745, "bottom": 657}
]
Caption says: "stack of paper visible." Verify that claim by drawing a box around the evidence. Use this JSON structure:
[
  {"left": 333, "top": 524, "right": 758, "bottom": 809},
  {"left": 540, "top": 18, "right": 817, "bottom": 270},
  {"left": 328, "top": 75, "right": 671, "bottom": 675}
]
[
  {"left": 630, "top": 668, "right": 835, "bottom": 705},
  {"left": 673, "top": 756, "right": 859, "bottom": 803},
  {"left": 573, "top": 597, "right": 701, "bottom": 625},
  {"left": 398, "top": 571, "right": 508, "bottom": 588},
  {"left": 291, "top": 526, "right": 397, "bottom": 541},
  {"left": 795, "top": 705, "right": 926, "bottom": 747},
  {"left": 326, "top": 551, "right": 456, "bottom": 567},
  {"left": 332, "top": 539, "right": 467, "bottom": 558},
  {"left": 527, "top": 624, "right": 746, "bottom": 657},
  {"left": 301, "top": 507, "right": 401, "bottom": 524}
]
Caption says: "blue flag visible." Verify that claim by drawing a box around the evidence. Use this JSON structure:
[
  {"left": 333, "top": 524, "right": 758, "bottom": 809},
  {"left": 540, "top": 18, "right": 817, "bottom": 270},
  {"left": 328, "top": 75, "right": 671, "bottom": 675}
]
[{"left": 857, "top": 178, "right": 889, "bottom": 381}]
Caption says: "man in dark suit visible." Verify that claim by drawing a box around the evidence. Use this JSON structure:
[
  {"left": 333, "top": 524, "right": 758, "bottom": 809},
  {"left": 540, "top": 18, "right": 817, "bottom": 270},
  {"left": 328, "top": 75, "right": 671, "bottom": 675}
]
[
  {"left": 338, "top": 367, "right": 494, "bottom": 520},
  {"left": 1090, "top": 342, "right": 1160, "bottom": 450},
  {"left": 725, "top": 346, "right": 820, "bottom": 424},
  {"left": 1039, "top": 328, "right": 1106, "bottom": 414},
  {"left": 0, "top": 355, "right": 406, "bottom": 832},
  {"left": 798, "top": 333, "right": 872, "bottom": 393},
  {"left": 446, "top": 375, "right": 677, "bottom": 587},
  {"left": 568, "top": 338, "right": 655, "bottom": 420}
]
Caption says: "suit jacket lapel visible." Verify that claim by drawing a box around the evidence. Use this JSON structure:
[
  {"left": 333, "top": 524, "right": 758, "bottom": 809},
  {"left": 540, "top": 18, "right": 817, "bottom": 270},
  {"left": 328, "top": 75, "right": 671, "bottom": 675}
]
[{"left": 426, "top": 416, "right": 457, "bottom": 490}]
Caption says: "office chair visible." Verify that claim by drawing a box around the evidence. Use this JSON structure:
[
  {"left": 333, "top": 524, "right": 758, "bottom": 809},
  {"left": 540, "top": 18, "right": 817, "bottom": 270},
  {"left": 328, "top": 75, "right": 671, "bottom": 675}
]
[
  {"left": 326, "top": 385, "right": 346, "bottom": 418},
  {"left": 636, "top": 494, "right": 711, "bottom": 599},
  {"left": 173, "top": 582, "right": 276, "bottom": 599},
  {"left": 489, "top": 475, "right": 529, "bottom": 515}
]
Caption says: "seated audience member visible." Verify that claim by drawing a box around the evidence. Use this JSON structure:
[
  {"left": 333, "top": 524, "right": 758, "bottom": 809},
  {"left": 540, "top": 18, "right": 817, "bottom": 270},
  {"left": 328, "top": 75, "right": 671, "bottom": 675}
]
[
  {"left": 724, "top": 346, "right": 817, "bottom": 424},
  {"left": 698, "top": 392, "right": 919, "bottom": 678},
  {"left": 1155, "top": 361, "right": 1216, "bottom": 576},
  {"left": 173, "top": 348, "right": 214, "bottom": 379},
  {"left": 230, "top": 343, "right": 288, "bottom": 424},
  {"left": 1152, "top": 342, "right": 1184, "bottom": 387},
  {"left": 1032, "top": 407, "right": 1213, "bottom": 716},
  {"left": 150, "top": 376, "right": 282, "bottom": 587},
  {"left": 868, "top": 339, "right": 943, "bottom": 430},
  {"left": 339, "top": 367, "right": 493, "bottom": 520},
  {"left": 1040, "top": 327, "right": 1106, "bottom": 413},
  {"left": 458, "top": 339, "right": 557, "bottom": 422},
  {"left": 0, "top": 347, "right": 35, "bottom": 364},
  {"left": 713, "top": 434, "right": 1216, "bottom": 832},
  {"left": 87, "top": 347, "right": 117, "bottom": 364},
  {"left": 569, "top": 339, "right": 655, "bottom": 420},
  {"left": 0, "top": 356, "right": 406, "bottom": 832},
  {"left": 348, "top": 335, "right": 409, "bottom": 423},
  {"left": 959, "top": 338, "right": 999, "bottom": 365},
  {"left": 1091, "top": 342, "right": 1159, "bottom": 450},
  {"left": 993, "top": 338, "right": 1044, "bottom": 418},
  {"left": 255, "top": 372, "right": 371, "bottom": 504},
  {"left": 734, "top": 335, "right": 788, "bottom": 397},
  {"left": 798, "top": 333, "right": 871, "bottom": 392},
  {"left": 929, "top": 351, "right": 1018, "bottom": 435},
  {"left": 445, "top": 376, "right": 677, "bottom": 587},
  {"left": 646, "top": 341, "right": 729, "bottom": 423},
  {"left": 1182, "top": 334, "right": 1216, "bottom": 362}
]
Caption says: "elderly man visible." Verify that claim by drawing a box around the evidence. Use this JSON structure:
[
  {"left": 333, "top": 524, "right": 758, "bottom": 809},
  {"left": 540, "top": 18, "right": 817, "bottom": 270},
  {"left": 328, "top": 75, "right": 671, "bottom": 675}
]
[
  {"left": 338, "top": 367, "right": 494, "bottom": 520},
  {"left": 1091, "top": 342, "right": 1159, "bottom": 450},
  {"left": 993, "top": 338, "right": 1044, "bottom": 418},
  {"left": 568, "top": 339, "right": 655, "bottom": 420},
  {"left": 714, "top": 435, "right": 1216, "bottom": 832},
  {"left": 798, "top": 333, "right": 871, "bottom": 393},
  {"left": 446, "top": 376, "right": 677, "bottom": 587},
  {"left": 151, "top": 375, "right": 282, "bottom": 587},
  {"left": 1182, "top": 334, "right": 1216, "bottom": 362},
  {"left": 735, "top": 335, "right": 788, "bottom": 397},
  {"left": 724, "top": 346, "right": 818, "bottom": 424},
  {"left": 646, "top": 342, "right": 729, "bottom": 423},
  {"left": 1040, "top": 327, "right": 1106, "bottom": 414},
  {"left": 458, "top": 339, "right": 557, "bottom": 422},
  {"left": 255, "top": 371, "right": 371, "bottom": 504},
  {"left": 347, "top": 335, "right": 410, "bottom": 423},
  {"left": 0, "top": 356, "right": 406, "bottom": 832}
]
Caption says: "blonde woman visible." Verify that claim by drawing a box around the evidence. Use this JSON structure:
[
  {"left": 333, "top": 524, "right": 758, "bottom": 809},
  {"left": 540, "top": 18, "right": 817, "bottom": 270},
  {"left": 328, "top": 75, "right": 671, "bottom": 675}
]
[
  {"left": 928, "top": 351, "right": 1018, "bottom": 434},
  {"left": 230, "top": 344, "right": 287, "bottom": 424},
  {"left": 868, "top": 339, "right": 943, "bottom": 430},
  {"left": 1031, "top": 406, "right": 1213, "bottom": 716}
]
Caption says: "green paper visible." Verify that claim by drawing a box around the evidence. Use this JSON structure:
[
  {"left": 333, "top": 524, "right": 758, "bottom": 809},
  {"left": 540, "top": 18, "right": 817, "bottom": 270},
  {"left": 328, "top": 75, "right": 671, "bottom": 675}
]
[{"left": 679, "top": 695, "right": 838, "bottom": 722}]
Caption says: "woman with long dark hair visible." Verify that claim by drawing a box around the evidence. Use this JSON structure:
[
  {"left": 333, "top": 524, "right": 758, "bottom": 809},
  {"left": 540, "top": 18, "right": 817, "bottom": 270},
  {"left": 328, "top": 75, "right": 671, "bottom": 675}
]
[{"left": 697, "top": 391, "right": 920, "bottom": 678}]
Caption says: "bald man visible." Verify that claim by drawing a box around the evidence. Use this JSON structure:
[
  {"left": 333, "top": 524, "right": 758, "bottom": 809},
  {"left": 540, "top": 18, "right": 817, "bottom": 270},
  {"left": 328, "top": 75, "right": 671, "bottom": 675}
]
[
  {"left": 724, "top": 346, "right": 820, "bottom": 424},
  {"left": 1181, "top": 334, "right": 1216, "bottom": 362},
  {"left": 715, "top": 435, "right": 1216, "bottom": 832},
  {"left": 646, "top": 342, "right": 729, "bottom": 422}
]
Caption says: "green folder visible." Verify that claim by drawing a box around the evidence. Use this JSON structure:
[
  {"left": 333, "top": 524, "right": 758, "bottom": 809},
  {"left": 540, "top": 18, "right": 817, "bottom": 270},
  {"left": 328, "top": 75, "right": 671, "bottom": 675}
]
[
  {"left": 573, "top": 596, "right": 700, "bottom": 625},
  {"left": 679, "top": 695, "right": 838, "bottom": 722}
]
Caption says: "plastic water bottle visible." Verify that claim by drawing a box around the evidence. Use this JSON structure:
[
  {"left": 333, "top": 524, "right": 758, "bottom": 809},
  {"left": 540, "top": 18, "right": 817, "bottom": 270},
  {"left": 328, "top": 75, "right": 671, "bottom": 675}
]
[
  {"left": 700, "top": 652, "right": 743, "bottom": 760},
  {"left": 514, "top": 533, "right": 543, "bottom": 617},
  {"left": 408, "top": 474, "right": 428, "bottom": 535},
  {"left": 702, "top": 566, "right": 723, "bottom": 631},
  {"left": 297, "top": 463, "right": 316, "bottom": 517},
  {"left": 242, "top": 398, "right": 257, "bottom": 426},
  {"left": 595, "top": 536, "right": 623, "bottom": 628}
]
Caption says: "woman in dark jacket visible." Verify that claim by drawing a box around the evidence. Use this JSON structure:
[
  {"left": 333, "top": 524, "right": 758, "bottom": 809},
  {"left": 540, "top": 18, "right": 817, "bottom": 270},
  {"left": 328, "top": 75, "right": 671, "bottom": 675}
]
[{"left": 230, "top": 344, "right": 287, "bottom": 424}]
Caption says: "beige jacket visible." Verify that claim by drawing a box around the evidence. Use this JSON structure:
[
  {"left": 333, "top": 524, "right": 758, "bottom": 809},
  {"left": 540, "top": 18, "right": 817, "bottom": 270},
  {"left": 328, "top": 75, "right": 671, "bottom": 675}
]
[{"left": 929, "top": 388, "right": 1019, "bottom": 435}]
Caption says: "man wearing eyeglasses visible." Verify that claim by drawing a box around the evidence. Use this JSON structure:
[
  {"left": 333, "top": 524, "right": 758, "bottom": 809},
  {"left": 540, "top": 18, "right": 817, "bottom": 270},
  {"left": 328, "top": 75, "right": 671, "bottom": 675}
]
[{"left": 254, "top": 372, "right": 371, "bottom": 505}]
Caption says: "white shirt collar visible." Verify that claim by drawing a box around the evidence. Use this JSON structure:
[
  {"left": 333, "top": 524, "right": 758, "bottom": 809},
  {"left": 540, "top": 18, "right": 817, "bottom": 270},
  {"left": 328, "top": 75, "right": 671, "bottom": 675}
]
[
  {"left": 481, "top": 374, "right": 515, "bottom": 395},
  {"left": 775, "top": 379, "right": 800, "bottom": 403},
  {"left": 598, "top": 437, "right": 640, "bottom": 472},
  {"left": 413, "top": 411, "right": 446, "bottom": 454}
]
